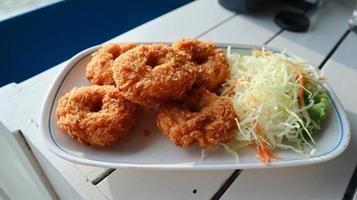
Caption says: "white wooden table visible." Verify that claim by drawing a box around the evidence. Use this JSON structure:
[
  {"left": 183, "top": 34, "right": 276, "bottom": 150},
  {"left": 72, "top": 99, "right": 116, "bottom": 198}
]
[{"left": 1, "top": 0, "right": 356, "bottom": 199}]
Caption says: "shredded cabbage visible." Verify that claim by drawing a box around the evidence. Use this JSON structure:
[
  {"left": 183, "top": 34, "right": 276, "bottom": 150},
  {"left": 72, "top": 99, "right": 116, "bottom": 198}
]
[{"left": 222, "top": 48, "right": 328, "bottom": 160}]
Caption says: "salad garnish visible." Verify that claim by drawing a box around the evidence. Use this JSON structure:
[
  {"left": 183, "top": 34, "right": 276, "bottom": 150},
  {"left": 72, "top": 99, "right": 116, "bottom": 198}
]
[{"left": 222, "top": 47, "right": 329, "bottom": 165}]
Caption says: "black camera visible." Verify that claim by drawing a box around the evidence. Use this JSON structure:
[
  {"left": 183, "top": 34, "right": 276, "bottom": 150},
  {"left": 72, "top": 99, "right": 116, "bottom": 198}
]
[{"left": 218, "top": 0, "right": 323, "bottom": 32}]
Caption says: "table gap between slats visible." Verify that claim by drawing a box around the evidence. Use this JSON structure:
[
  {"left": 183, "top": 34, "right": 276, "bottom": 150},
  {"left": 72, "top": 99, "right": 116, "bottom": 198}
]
[
  {"left": 197, "top": 8, "right": 286, "bottom": 200},
  {"left": 344, "top": 165, "right": 357, "bottom": 200},
  {"left": 93, "top": 6, "right": 284, "bottom": 192},
  {"left": 209, "top": 0, "right": 356, "bottom": 198},
  {"left": 93, "top": 3, "right": 287, "bottom": 199},
  {"left": 93, "top": 8, "right": 285, "bottom": 200},
  {"left": 10, "top": 0, "right": 355, "bottom": 198},
  {"left": 215, "top": 29, "right": 352, "bottom": 200},
  {"left": 220, "top": 0, "right": 357, "bottom": 197},
  {"left": 58, "top": 5, "right": 357, "bottom": 200},
  {"left": 89, "top": 13, "right": 240, "bottom": 190},
  {"left": 12, "top": 0, "right": 237, "bottom": 194},
  {"left": 205, "top": 29, "right": 286, "bottom": 200}
]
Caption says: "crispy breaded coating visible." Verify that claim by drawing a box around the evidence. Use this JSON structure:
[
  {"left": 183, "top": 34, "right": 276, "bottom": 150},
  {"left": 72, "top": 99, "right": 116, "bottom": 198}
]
[
  {"left": 156, "top": 89, "right": 237, "bottom": 147},
  {"left": 112, "top": 44, "right": 198, "bottom": 107},
  {"left": 173, "top": 38, "right": 229, "bottom": 91},
  {"left": 86, "top": 43, "right": 136, "bottom": 85},
  {"left": 56, "top": 85, "right": 137, "bottom": 147}
]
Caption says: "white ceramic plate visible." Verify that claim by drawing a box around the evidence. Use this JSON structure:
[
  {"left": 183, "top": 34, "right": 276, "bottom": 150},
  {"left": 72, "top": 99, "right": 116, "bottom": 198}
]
[{"left": 40, "top": 43, "right": 350, "bottom": 170}]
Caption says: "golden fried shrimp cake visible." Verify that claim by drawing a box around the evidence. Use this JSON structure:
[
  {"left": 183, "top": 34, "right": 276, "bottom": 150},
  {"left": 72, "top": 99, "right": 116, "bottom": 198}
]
[
  {"left": 172, "top": 38, "right": 229, "bottom": 91},
  {"left": 56, "top": 85, "right": 137, "bottom": 147},
  {"left": 156, "top": 89, "right": 237, "bottom": 147},
  {"left": 86, "top": 43, "right": 136, "bottom": 85},
  {"left": 112, "top": 44, "right": 198, "bottom": 106}
]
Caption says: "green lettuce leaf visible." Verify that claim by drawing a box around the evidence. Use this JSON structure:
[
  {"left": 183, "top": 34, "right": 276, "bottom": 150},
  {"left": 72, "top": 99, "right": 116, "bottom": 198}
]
[{"left": 307, "top": 91, "right": 329, "bottom": 124}]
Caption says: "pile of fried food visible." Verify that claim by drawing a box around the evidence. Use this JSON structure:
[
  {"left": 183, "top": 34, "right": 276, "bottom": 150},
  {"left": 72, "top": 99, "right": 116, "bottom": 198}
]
[{"left": 56, "top": 39, "right": 237, "bottom": 148}]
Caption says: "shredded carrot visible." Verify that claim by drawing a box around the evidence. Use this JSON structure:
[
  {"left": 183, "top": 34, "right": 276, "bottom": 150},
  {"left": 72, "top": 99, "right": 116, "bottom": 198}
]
[
  {"left": 253, "top": 120, "right": 281, "bottom": 165},
  {"left": 319, "top": 76, "right": 328, "bottom": 80},
  {"left": 255, "top": 141, "right": 282, "bottom": 165},
  {"left": 253, "top": 49, "right": 272, "bottom": 57},
  {"left": 248, "top": 49, "right": 308, "bottom": 164},
  {"left": 255, "top": 121, "right": 264, "bottom": 136},
  {"left": 258, "top": 141, "right": 269, "bottom": 165},
  {"left": 285, "top": 60, "right": 304, "bottom": 109},
  {"left": 225, "top": 80, "right": 239, "bottom": 97},
  {"left": 252, "top": 49, "right": 261, "bottom": 55}
]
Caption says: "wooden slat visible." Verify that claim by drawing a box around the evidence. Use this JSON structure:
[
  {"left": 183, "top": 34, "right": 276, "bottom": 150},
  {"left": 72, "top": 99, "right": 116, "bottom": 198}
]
[
  {"left": 94, "top": 0, "right": 240, "bottom": 197},
  {"left": 8, "top": 66, "right": 63, "bottom": 122},
  {"left": 323, "top": 33, "right": 357, "bottom": 112},
  {"left": 222, "top": 142, "right": 357, "bottom": 200},
  {"left": 196, "top": 9, "right": 281, "bottom": 199},
  {"left": 0, "top": 123, "right": 56, "bottom": 200},
  {"left": 200, "top": 8, "right": 280, "bottom": 44},
  {"left": 75, "top": 164, "right": 113, "bottom": 185},
  {"left": 0, "top": 0, "right": 62, "bottom": 22},
  {"left": 97, "top": 169, "right": 234, "bottom": 200},
  {"left": 0, "top": 84, "right": 29, "bottom": 133},
  {"left": 95, "top": 5, "right": 285, "bottom": 200},
  {"left": 109, "top": 0, "right": 235, "bottom": 42},
  {"left": 6, "top": 64, "right": 111, "bottom": 184},
  {"left": 222, "top": 29, "right": 357, "bottom": 200},
  {"left": 8, "top": 0, "right": 237, "bottom": 195},
  {"left": 5, "top": 0, "right": 354, "bottom": 198},
  {"left": 21, "top": 122, "right": 107, "bottom": 200}
]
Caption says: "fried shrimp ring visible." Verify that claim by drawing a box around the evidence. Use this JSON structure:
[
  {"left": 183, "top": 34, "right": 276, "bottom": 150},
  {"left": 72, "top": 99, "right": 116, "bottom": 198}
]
[
  {"left": 56, "top": 85, "right": 137, "bottom": 147},
  {"left": 86, "top": 43, "right": 136, "bottom": 85},
  {"left": 156, "top": 89, "right": 237, "bottom": 147},
  {"left": 112, "top": 44, "right": 198, "bottom": 106},
  {"left": 172, "top": 39, "right": 229, "bottom": 91}
]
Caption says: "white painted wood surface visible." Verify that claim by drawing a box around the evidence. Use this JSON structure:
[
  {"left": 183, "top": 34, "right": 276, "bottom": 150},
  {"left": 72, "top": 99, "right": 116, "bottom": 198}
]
[
  {"left": 3, "top": 64, "right": 111, "bottom": 184},
  {"left": 0, "top": 123, "right": 56, "bottom": 200},
  {"left": 0, "top": 82, "right": 104, "bottom": 199},
  {"left": 94, "top": 3, "right": 289, "bottom": 199},
  {"left": 97, "top": 169, "right": 233, "bottom": 200},
  {"left": 0, "top": 0, "right": 356, "bottom": 199},
  {"left": 200, "top": 7, "right": 280, "bottom": 44},
  {"left": 0, "top": 0, "right": 62, "bottom": 22},
  {"left": 0, "top": 84, "right": 29, "bottom": 133},
  {"left": 22, "top": 122, "right": 107, "bottom": 199},
  {"left": 0, "top": 0, "right": 244, "bottom": 199},
  {"left": 110, "top": 0, "right": 235, "bottom": 43}
]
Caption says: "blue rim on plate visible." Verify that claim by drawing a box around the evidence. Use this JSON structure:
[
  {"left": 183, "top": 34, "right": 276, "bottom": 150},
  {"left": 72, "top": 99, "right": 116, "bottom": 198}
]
[{"left": 40, "top": 44, "right": 350, "bottom": 169}]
